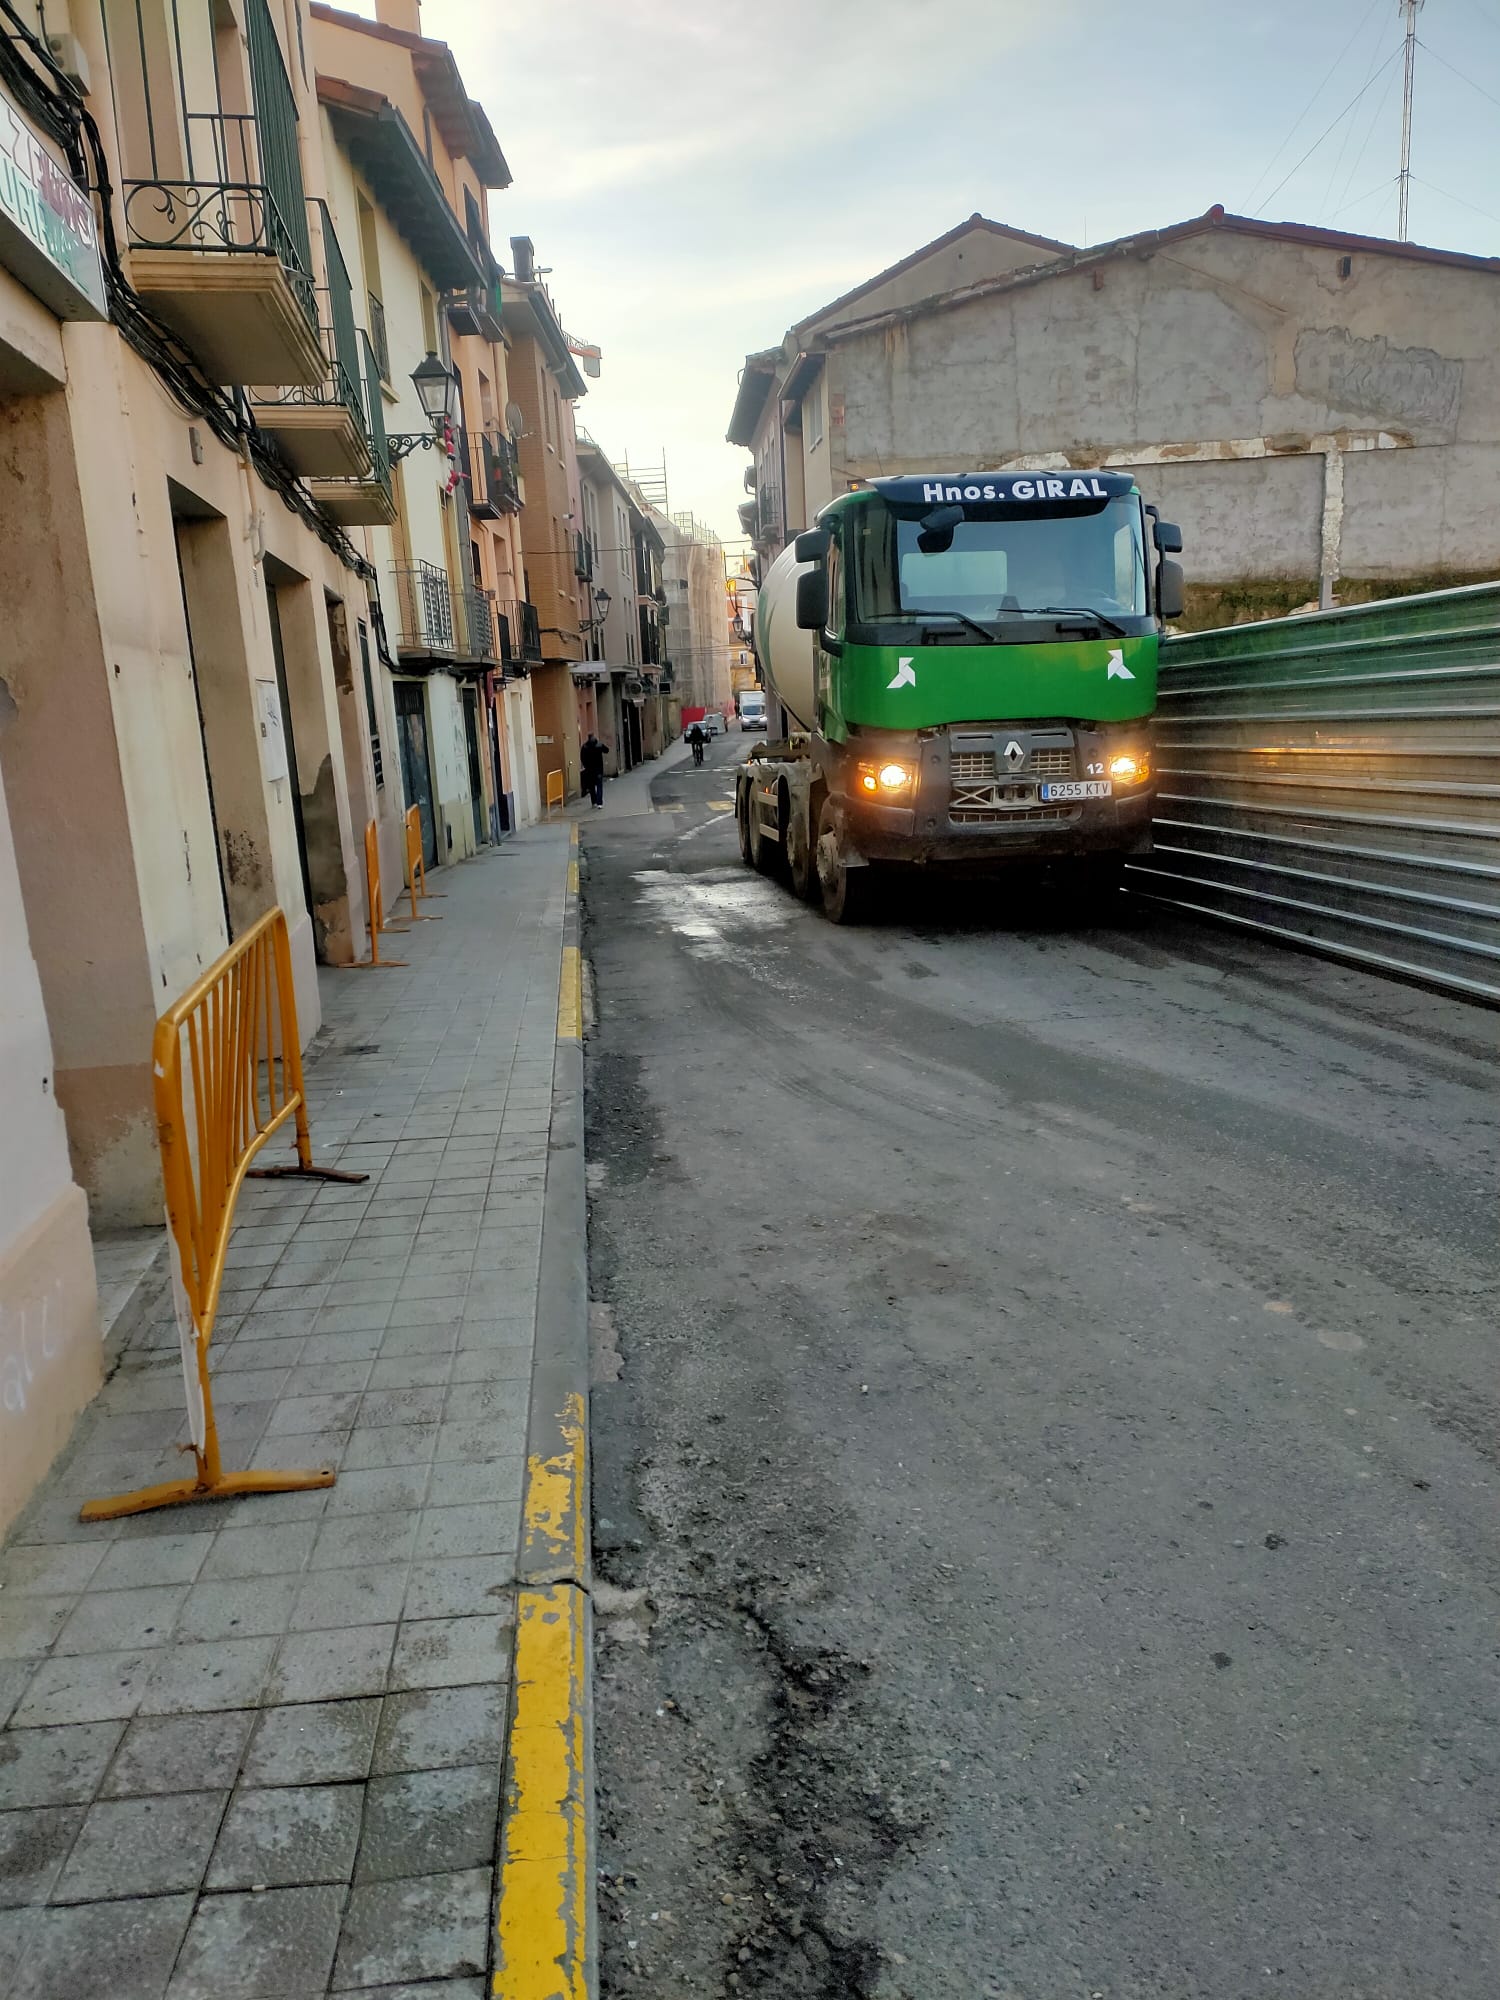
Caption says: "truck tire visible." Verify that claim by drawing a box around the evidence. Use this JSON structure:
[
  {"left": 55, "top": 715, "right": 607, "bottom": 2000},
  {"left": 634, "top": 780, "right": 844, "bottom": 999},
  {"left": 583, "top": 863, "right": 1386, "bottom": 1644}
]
[
  {"left": 787, "top": 795, "right": 818, "bottom": 901},
  {"left": 746, "top": 789, "right": 775, "bottom": 875},
  {"left": 816, "top": 798, "right": 874, "bottom": 924},
  {"left": 736, "top": 786, "right": 754, "bottom": 867}
]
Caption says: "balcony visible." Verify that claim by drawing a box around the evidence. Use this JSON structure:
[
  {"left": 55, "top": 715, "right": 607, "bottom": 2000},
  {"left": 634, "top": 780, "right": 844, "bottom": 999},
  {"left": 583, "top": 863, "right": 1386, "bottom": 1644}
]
[
  {"left": 464, "top": 429, "right": 522, "bottom": 518},
  {"left": 638, "top": 606, "right": 662, "bottom": 667},
  {"left": 447, "top": 276, "right": 503, "bottom": 343},
  {"left": 456, "top": 585, "right": 499, "bottom": 664},
  {"left": 498, "top": 598, "right": 542, "bottom": 669},
  {"left": 391, "top": 560, "right": 457, "bottom": 657},
  {"left": 309, "top": 331, "right": 397, "bottom": 526},
  {"left": 122, "top": 0, "right": 322, "bottom": 386},
  {"left": 253, "top": 204, "right": 370, "bottom": 476},
  {"left": 574, "top": 530, "right": 595, "bottom": 582}
]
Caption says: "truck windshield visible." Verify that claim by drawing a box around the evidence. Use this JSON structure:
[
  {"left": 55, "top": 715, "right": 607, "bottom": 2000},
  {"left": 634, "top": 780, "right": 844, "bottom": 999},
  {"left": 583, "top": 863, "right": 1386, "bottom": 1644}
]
[{"left": 849, "top": 496, "right": 1147, "bottom": 624}]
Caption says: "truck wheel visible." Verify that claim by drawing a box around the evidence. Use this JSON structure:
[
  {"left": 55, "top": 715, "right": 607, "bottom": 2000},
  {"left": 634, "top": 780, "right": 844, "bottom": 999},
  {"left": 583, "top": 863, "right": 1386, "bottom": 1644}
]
[
  {"left": 736, "top": 788, "right": 753, "bottom": 867},
  {"left": 816, "top": 799, "right": 874, "bottom": 924},
  {"left": 746, "top": 791, "right": 774, "bottom": 875},
  {"left": 787, "top": 800, "right": 818, "bottom": 901}
]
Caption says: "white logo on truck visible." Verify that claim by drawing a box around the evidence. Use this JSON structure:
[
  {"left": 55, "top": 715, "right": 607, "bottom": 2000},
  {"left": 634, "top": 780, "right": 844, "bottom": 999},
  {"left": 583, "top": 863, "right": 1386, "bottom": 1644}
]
[
  {"left": 1106, "top": 648, "right": 1134, "bottom": 680},
  {"left": 887, "top": 656, "right": 917, "bottom": 690}
]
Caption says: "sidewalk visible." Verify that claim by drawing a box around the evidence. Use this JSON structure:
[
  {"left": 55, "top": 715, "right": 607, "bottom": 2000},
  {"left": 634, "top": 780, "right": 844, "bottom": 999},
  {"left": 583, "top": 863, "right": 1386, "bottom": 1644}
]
[
  {"left": 584, "top": 738, "right": 690, "bottom": 821},
  {"left": 0, "top": 826, "right": 573, "bottom": 1999}
]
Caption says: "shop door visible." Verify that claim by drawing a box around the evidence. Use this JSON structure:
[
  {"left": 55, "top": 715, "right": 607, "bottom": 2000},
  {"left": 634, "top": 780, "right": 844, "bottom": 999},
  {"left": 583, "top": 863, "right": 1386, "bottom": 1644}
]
[
  {"left": 462, "top": 686, "right": 486, "bottom": 847},
  {"left": 394, "top": 681, "right": 439, "bottom": 868}
]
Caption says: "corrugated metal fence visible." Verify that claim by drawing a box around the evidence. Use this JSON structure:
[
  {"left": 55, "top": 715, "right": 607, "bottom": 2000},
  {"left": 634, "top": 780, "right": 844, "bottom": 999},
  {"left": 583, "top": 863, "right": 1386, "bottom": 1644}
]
[{"left": 1125, "top": 583, "right": 1500, "bottom": 1003}]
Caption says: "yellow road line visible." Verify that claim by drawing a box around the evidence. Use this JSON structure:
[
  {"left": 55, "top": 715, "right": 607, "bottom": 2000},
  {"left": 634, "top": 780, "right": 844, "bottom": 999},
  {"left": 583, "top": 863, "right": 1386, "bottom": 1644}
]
[
  {"left": 569, "top": 821, "right": 579, "bottom": 848},
  {"left": 557, "top": 944, "right": 582, "bottom": 1042},
  {"left": 567, "top": 859, "right": 579, "bottom": 897},
  {"left": 707, "top": 798, "right": 734, "bottom": 809},
  {"left": 493, "top": 1584, "right": 590, "bottom": 1997}
]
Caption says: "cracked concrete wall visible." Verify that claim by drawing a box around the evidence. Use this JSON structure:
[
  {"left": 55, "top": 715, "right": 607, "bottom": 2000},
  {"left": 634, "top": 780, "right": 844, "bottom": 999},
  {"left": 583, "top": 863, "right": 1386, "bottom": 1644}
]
[{"left": 835, "top": 229, "right": 1500, "bottom": 606}]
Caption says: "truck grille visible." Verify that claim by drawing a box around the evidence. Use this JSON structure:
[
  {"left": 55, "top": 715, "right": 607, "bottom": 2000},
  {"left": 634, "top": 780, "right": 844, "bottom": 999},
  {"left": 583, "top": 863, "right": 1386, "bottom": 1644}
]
[
  {"left": 951, "top": 801, "right": 1079, "bottom": 825},
  {"left": 951, "top": 747, "right": 1074, "bottom": 782}
]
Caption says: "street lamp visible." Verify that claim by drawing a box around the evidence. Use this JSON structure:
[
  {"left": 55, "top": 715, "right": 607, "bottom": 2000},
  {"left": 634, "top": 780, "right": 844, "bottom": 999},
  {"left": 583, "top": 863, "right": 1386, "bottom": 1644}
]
[{"left": 388, "top": 352, "right": 459, "bottom": 462}]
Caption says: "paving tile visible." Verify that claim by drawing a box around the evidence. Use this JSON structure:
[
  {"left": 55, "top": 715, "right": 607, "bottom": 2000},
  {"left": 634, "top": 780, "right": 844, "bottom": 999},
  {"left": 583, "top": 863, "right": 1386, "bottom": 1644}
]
[
  {"left": 299, "top": 1329, "right": 385, "bottom": 1366},
  {"left": 377, "top": 1320, "right": 460, "bottom": 1357},
  {"left": 139, "top": 1636, "right": 277, "bottom": 1716},
  {"left": 0, "top": 1718, "right": 123, "bottom": 1807},
  {"left": 242, "top": 1698, "right": 379, "bottom": 1786},
  {"left": 8, "top": 1892, "right": 193, "bottom": 2000},
  {"left": 323, "top": 1466, "right": 429, "bottom": 1516},
  {"left": 175, "top": 1574, "right": 301, "bottom": 1643},
  {"left": 402, "top": 1553, "right": 514, "bottom": 1623},
  {"left": 11, "top": 1650, "right": 152, "bottom": 1726},
  {"left": 265, "top": 1392, "right": 363, "bottom": 1436},
  {"left": 290, "top": 1565, "right": 408, "bottom": 1631},
  {"left": 371, "top": 1684, "right": 505, "bottom": 1776},
  {"left": 388, "top": 1616, "right": 511, "bottom": 1693},
  {"left": 168, "top": 1883, "right": 344, "bottom": 1999},
  {"left": 450, "top": 1344, "right": 531, "bottom": 1382},
  {"left": 356, "top": 1387, "right": 446, "bottom": 1430},
  {"left": 283, "top": 1361, "right": 375, "bottom": 1396},
  {"left": 415, "top": 1502, "right": 517, "bottom": 1560},
  {"left": 367, "top": 1354, "right": 453, "bottom": 1391},
  {"left": 333, "top": 1867, "right": 491, "bottom": 1988},
  {"left": 309, "top": 1513, "right": 419, "bottom": 1571},
  {"left": 103, "top": 1709, "right": 255, "bottom": 1797},
  {"left": 0, "top": 1545, "right": 107, "bottom": 1598},
  {"left": 53, "top": 1789, "right": 224, "bottom": 1900},
  {"left": 200, "top": 1521, "right": 318, "bottom": 1581},
  {"left": 332, "top": 1982, "right": 483, "bottom": 2000},
  {"left": 0, "top": 1804, "right": 84, "bottom": 1905},
  {"left": 207, "top": 1782, "right": 363, "bottom": 1889},
  {"left": 341, "top": 1425, "right": 439, "bottom": 1472},
  {"left": 266, "top": 1625, "right": 395, "bottom": 1704},
  {"left": 0, "top": 1595, "right": 71, "bottom": 1660},
  {"left": 355, "top": 1763, "right": 497, "bottom": 1882}
]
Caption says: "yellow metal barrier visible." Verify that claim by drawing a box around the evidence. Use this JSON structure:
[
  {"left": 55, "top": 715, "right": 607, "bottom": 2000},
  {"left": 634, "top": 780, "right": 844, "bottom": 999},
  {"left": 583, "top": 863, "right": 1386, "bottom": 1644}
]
[
  {"left": 342, "top": 819, "right": 407, "bottom": 969},
  {"left": 401, "top": 803, "right": 444, "bottom": 919},
  {"left": 545, "top": 769, "right": 565, "bottom": 815},
  {"left": 81, "top": 907, "right": 368, "bottom": 1522}
]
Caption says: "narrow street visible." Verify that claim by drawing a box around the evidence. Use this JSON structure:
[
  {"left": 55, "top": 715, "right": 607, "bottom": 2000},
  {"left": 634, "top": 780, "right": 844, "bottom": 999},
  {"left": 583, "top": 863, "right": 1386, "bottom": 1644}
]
[{"left": 584, "top": 736, "right": 1500, "bottom": 2000}]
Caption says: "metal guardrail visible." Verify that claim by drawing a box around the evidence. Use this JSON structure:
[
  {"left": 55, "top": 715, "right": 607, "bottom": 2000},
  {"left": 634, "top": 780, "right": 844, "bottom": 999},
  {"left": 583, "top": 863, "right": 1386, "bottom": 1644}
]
[{"left": 1126, "top": 582, "right": 1500, "bottom": 1004}]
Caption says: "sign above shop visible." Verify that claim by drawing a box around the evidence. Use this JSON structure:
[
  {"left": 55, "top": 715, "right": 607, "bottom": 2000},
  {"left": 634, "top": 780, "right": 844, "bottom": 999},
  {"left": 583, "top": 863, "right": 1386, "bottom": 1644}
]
[{"left": 0, "top": 84, "right": 107, "bottom": 321}]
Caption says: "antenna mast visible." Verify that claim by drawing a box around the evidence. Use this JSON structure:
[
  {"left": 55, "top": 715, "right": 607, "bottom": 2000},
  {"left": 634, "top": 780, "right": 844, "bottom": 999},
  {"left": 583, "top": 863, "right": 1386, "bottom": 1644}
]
[{"left": 1397, "top": 0, "right": 1424, "bottom": 241}]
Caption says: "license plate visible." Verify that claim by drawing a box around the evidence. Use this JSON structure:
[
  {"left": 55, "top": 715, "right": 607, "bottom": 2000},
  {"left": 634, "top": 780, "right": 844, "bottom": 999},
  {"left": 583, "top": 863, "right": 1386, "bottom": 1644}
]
[{"left": 1040, "top": 780, "right": 1112, "bottom": 801}]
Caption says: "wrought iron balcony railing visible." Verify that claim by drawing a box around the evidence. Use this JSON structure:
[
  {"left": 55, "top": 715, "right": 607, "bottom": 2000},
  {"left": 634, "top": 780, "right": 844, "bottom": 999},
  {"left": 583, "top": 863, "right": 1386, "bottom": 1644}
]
[
  {"left": 252, "top": 203, "right": 367, "bottom": 440},
  {"left": 121, "top": 0, "right": 315, "bottom": 331},
  {"left": 498, "top": 598, "right": 543, "bottom": 667},
  {"left": 457, "top": 586, "right": 498, "bottom": 663},
  {"left": 392, "top": 560, "right": 456, "bottom": 655},
  {"left": 368, "top": 292, "right": 391, "bottom": 384},
  {"left": 463, "top": 429, "right": 522, "bottom": 517}
]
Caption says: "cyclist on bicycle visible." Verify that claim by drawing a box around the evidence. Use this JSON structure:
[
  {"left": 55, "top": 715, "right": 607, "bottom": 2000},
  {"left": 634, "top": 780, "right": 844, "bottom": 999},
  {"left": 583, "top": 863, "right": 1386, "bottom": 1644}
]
[{"left": 687, "top": 723, "right": 706, "bottom": 767}]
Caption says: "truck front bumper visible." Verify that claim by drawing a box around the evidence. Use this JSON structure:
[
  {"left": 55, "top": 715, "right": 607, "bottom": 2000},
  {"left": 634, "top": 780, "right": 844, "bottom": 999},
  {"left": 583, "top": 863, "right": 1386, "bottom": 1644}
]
[{"left": 849, "top": 788, "right": 1154, "bottom": 865}]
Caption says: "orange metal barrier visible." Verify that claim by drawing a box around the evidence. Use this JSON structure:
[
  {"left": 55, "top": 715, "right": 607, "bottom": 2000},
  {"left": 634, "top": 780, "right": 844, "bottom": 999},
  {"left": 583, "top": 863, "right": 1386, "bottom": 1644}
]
[
  {"left": 545, "top": 769, "right": 565, "bottom": 814},
  {"left": 81, "top": 908, "right": 368, "bottom": 1522},
  {"left": 402, "top": 804, "right": 444, "bottom": 919},
  {"left": 343, "top": 819, "right": 407, "bottom": 969}
]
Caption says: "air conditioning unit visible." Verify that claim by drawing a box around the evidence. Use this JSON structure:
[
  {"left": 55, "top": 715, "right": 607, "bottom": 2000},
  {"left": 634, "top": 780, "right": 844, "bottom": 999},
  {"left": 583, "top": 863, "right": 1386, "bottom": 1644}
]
[{"left": 46, "top": 32, "right": 91, "bottom": 89}]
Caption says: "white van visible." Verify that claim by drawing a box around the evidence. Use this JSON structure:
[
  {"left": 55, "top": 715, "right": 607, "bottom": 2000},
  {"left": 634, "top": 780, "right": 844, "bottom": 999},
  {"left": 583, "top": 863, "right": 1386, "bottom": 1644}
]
[{"left": 738, "top": 691, "right": 767, "bottom": 731}]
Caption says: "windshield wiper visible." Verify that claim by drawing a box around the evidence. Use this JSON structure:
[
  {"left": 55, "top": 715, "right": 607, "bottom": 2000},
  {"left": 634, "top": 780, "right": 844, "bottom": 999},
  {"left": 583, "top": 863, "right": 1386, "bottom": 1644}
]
[
  {"left": 1026, "top": 605, "right": 1128, "bottom": 637},
  {"left": 908, "top": 610, "right": 1000, "bottom": 645}
]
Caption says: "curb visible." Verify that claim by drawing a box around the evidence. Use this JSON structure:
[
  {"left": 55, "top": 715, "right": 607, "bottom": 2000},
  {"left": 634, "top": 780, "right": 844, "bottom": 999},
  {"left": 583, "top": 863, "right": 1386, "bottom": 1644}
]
[{"left": 494, "top": 819, "right": 596, "bottom": 1999}]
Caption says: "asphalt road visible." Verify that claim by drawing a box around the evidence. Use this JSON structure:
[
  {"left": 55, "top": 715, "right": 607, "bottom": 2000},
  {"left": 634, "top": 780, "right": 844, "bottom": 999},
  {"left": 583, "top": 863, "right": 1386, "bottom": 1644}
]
[{"left": 582, "top": 735, "right": 1500, "bottom": 2000}]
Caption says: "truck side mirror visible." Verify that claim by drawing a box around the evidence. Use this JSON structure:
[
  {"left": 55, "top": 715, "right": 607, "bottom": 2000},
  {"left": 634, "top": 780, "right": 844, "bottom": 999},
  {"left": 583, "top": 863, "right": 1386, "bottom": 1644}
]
[
  {"left": 795, "top": 568, "right": 829, "bottom": 630},
  {"left": 1153, "top": 519, "right": 1183, "bottom": 554},
  {"left": 794, "top": 529, "right": 830, "bottom": 562},
  {"left": 1157, "top": 559, "right": 1185, "bottom": 621}
]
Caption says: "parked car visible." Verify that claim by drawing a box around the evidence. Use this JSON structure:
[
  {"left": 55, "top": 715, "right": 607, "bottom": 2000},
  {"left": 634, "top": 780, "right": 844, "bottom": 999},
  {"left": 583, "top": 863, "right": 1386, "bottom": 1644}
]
[{"left": 698, "top": 711, "right": 727, "bottom": 736}]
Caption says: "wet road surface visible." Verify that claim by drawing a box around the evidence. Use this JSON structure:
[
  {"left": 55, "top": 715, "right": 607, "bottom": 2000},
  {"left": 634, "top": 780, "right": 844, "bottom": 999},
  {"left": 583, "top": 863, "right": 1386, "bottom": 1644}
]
[{"left": 583, "top": 736, "right": 1499, "bottom": 2000}]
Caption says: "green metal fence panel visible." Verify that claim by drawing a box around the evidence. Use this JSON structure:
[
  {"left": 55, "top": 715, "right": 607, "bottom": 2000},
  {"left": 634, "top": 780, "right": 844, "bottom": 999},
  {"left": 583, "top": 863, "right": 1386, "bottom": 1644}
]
[{"left": 1126, "top": 583, "right": 1500, "bottom": 1002}]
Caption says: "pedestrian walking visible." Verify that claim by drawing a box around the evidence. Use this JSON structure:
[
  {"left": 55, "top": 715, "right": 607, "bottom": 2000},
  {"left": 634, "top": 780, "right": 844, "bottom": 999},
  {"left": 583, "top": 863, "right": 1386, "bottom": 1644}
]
[{"left": 581, "top": 732, "right": 606, "bottom": 808}]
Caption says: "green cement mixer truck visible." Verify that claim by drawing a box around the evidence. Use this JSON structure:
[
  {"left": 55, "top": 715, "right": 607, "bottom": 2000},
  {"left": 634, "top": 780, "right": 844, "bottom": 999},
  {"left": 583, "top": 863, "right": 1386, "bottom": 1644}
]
[{"left": 735, "top": 470, "right": 1184, "bottom": 921}]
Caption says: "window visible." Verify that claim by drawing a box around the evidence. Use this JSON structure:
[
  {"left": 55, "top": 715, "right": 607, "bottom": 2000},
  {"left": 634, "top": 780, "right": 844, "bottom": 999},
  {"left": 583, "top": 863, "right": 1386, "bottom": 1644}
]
[
  {"left": 807, "top": 386, "right": 824, "bottom": 452},
  {"left": 420, "top": 286, "right": 438, "bottom": 356},
  {"left": 358, "top": 620, "right": 383, "bottom": 788},
  {"left": 851, "top": 496, "right": 1147, "bottom": 623}
]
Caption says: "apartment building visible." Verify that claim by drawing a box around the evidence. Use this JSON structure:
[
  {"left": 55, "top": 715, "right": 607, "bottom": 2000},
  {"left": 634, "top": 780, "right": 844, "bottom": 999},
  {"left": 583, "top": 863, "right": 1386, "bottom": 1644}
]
[{"left": 502, "top": 238, "right": 588, "bottom": 801}]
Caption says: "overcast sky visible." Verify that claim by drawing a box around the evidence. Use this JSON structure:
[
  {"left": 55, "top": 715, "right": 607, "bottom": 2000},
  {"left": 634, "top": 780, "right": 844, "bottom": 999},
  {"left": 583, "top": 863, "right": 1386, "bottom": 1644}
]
[{"left": 414, "top": 0, "right": 1500, "bottom": 550}]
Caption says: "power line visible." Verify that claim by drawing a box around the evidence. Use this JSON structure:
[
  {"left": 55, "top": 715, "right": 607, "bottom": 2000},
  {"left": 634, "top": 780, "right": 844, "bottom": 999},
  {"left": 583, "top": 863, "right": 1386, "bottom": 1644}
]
[
  {"left": 1331, "top": 61, "right": 1401, "bottom": 217},
  {"left": 1242, "top": 0, "right": 1386, "bottom": 210},
  {"left": 1321, "top": 6, "right": 1393, "bottom": 213},
  {"left": 1410, "top": 173, "right": 1500, "bottom": 227},
  {"left": 1417, "top": 35, "right": 1500, "bottom": 111},
  {"left": 1329, "top": 173, "right": 1399, "bottom": 220},
  {"left": 1255, "top": 46, "right": 1402, "bottom": 217}
]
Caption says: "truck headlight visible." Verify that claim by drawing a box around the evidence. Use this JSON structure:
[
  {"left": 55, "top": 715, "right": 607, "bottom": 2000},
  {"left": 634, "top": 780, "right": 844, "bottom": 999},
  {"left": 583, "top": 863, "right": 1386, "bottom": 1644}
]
[
  {"left": 1108, "top": 753, "right": 1150, "bottom": 785},
  {"left": 857, "top": 761, "right": 914, "bottom": 796}
]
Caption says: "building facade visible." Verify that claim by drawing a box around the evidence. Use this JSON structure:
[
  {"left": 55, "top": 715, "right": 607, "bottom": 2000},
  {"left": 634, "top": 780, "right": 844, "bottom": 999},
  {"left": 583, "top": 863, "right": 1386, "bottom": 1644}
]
[{"left": 730, "top": 208, "right": 1500, "bottom": 626}]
